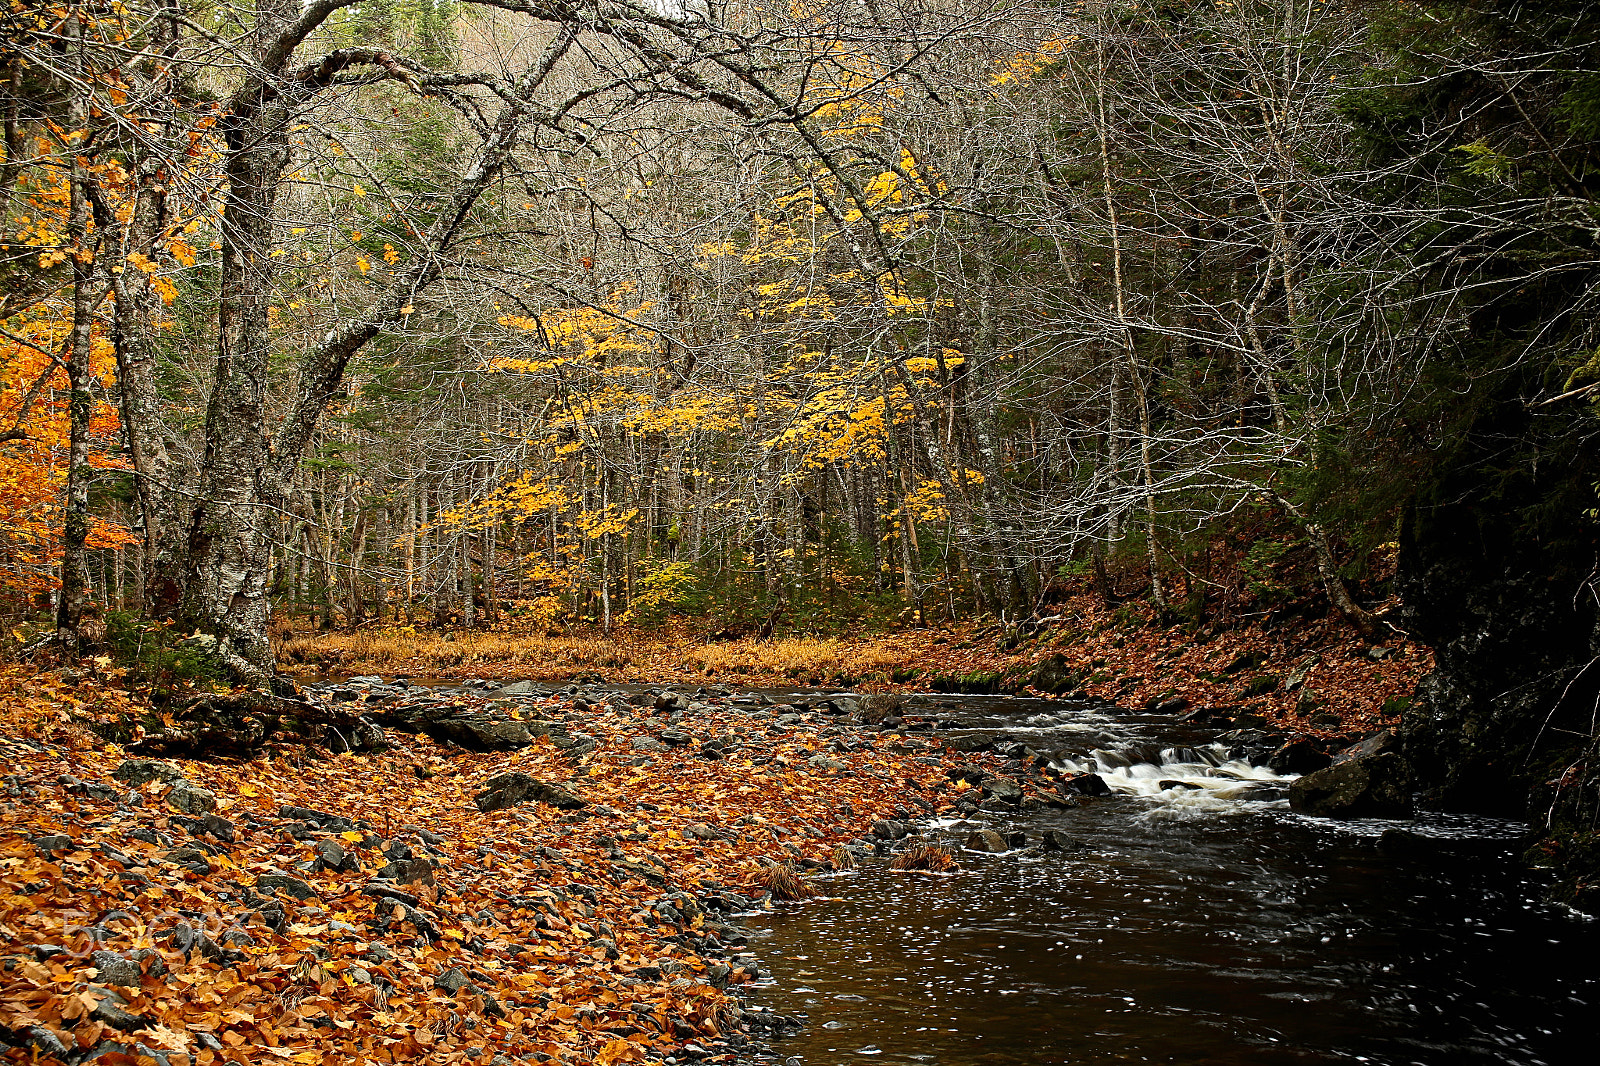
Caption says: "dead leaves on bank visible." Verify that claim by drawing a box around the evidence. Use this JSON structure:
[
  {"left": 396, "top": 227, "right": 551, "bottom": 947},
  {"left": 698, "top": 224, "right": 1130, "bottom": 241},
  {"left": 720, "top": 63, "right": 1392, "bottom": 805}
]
[{"left": 0, "top": 686, "right": 958, "bottom": 1065}]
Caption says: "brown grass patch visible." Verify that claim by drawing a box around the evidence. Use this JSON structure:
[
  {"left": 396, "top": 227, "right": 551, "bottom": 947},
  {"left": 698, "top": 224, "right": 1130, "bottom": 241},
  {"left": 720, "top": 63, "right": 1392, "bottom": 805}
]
[
  {"left": 888, "top": 844, "right": 959, "bottom": 872},
  {"left": 755, "top": 864, "right": 815, "bottom": 901}
]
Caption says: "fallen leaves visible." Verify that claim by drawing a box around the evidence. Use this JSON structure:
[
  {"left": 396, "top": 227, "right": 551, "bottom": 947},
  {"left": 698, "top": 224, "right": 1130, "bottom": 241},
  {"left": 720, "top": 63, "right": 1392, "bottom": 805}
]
[{"left": 0, "top": 675, "right": 962, "bottom": 1066}]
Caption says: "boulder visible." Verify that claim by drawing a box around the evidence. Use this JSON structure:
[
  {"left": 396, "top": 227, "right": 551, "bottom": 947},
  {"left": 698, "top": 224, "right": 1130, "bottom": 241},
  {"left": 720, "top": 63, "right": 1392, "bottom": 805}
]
[
  {"left": 166, "top": 780, "right": 217, "bottom": 815},
  {"left": 474, "top": 772, "right": 587, "bottom": 813},
  {"left": 256, "top": 873, "right": 318, "bottom": 901},
  {"left": 429, "top": 715, "right": 547, "bottom": 751},
  {"left": 1289, "top": 751, "right": 1412, "bottom": 818},
  {"left": 89, "top": 951, "right": 142, "bottom": 989},
  {"left": 112, "top": 759, "right": 184, "bottom": 787},
  {"left": 1030, "top": 653, "right": 1080, "bottom": 695}
]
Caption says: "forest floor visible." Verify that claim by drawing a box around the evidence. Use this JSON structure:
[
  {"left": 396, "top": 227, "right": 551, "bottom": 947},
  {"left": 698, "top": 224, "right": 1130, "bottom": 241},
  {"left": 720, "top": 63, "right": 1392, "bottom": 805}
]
[{"left": 0, "top": 594, "right": 1430, "bottom": 1065}]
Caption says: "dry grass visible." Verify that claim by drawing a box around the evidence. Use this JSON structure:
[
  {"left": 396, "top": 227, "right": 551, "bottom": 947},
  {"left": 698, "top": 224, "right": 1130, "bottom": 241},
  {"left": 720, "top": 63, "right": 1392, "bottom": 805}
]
[
  {"left": 276, "top": 628, "right": 646, "bottom": 680},
  {"left": 755, "top": 864, "right": 815, "bottom": 901},
  {"left": 277, "top": 625, "right": 938, "bottom": 687},
  {"left": 888, "top": 844, "right": 959, "bottom": 873}
]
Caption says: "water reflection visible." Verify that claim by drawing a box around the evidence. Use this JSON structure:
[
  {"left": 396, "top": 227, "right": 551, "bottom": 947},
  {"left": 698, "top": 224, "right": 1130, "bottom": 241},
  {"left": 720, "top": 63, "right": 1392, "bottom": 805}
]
[{"left": 749, "top": 698, "right": 1598, "bottom": 1066}]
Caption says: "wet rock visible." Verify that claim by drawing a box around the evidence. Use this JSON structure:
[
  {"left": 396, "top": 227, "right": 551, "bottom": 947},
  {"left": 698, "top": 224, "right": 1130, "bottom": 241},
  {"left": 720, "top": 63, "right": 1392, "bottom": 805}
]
[
  {"left": 166, "top": 780, "right": 217, "bottom": 815},
  {"left": 1158, "top": 780, "right": 1202, "bottom": 791},
  {"left": 870, "top": 819, "right": 909, "bottom": 841},
  {"left": 943, "top": 735, "right": 995, "bottom": 754},
  {"left": 1268, "top": 736, "right": 1333, "bottom": 775},
  {"left": 947, "top": 764, "right": 987, "bottom": 785},
  {"left": 1062, "top": 772, "right": 1111, "bottom": 796},
  {"left": 964, "top": 829, "right": 1009, "bottom": 853},
  {"left": 111, "top": 759, "right": 185, "bottom": 787},
  {"left": 1289, "top": 751, "right": 1412, "bottom": 819},
  {"left": 1333, "top": 728, "right": 1401, "bottom": 765},
  {"left": 1038, "top": 829, "right": 1082, "bottom": 852},
  {"left": 982, "top": 777, "right": 1023, "bottom": 803},
  {"left": 474, "top": 772, "right": 587, "bottom": 813}
]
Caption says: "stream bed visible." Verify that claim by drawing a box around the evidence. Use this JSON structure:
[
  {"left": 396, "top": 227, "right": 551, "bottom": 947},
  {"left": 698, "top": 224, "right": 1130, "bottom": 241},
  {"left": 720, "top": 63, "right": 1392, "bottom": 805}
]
[{"left": 745, "top": 695, "right": 1598, "bottom": 1066}]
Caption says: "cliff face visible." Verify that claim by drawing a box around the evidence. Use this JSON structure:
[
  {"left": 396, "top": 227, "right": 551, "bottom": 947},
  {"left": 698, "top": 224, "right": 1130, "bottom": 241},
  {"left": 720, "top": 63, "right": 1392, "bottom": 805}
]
[{"left": 1396, "top": 393, "right": 1600, "bottom": 841}]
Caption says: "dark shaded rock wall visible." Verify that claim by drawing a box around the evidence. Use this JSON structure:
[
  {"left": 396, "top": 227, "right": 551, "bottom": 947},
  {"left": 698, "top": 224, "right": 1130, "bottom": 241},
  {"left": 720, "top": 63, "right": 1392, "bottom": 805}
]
[{"left": 1396, "top": 394, "right": 1600, "bottom": 822}]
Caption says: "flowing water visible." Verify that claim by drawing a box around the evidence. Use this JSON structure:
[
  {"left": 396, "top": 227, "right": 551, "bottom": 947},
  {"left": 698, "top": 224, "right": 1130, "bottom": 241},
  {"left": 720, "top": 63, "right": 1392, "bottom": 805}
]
[{"left": 746, "top": 695, "right": 1597, "bottom": 1066}]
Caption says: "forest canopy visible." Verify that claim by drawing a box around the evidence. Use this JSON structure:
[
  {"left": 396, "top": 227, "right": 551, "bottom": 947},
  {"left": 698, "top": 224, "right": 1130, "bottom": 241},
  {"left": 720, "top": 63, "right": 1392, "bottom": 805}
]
[{"left": 1, "top": 0, "right": 1596, "bottom": 677}]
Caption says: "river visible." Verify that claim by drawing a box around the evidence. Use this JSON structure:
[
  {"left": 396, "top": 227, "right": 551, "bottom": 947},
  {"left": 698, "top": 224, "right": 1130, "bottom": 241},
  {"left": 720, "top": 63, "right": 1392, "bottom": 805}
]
[{"left": 745, "top": 694, "right": 1597, "bottom": 1066}]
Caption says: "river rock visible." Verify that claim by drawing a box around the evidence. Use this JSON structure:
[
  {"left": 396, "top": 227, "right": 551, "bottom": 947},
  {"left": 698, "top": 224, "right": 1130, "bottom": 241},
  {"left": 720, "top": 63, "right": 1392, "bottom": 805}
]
[
  {"left": 474, "top": 772, "right": 587, "bottom": 812},
  {"left": 1268, "top": 736, "right": 1332, "bottom": 775},
  {"left": 1062, "top": 772, "right": 1111, "bottom": 796},
  {"left": 1039, "top": 829, "right": 1082, "bottom": 852},
  {"left": 1334, "top": 728, "right": 1401, "bottom": 765},
  {"left": 964, "top": 829, "right": 1009, "bottom": 853},
  {"left": 870, "top": 819, "right": 908, "bottom": 841},
  {"left": 982, "top": 777, "right": 1024, "bottom": 803},
  {"left": 1289, "top": 751, "right": 1412, "bottom": 818}
]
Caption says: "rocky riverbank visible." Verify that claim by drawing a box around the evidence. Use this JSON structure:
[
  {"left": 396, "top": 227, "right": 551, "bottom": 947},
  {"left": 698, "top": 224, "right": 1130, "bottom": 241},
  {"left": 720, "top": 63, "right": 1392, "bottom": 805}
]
[
  {"left": 0, "top": 678, "right": 976, "bottom": 1066},
  {"left": 0, "top": 662, "right": 1447, "bottom": 1066}
]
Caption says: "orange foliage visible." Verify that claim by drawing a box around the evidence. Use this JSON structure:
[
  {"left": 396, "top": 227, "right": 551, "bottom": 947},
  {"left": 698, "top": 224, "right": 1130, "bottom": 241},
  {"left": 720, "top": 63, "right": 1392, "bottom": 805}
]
[{"left": 0, "top": 154, "right": 137, "bottom": 607}]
